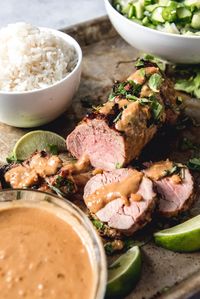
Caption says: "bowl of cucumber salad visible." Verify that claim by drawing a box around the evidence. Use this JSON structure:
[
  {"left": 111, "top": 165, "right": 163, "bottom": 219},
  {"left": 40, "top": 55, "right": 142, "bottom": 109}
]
[{"left": 105, "top": 0, "right": 200, "bottom": 63}]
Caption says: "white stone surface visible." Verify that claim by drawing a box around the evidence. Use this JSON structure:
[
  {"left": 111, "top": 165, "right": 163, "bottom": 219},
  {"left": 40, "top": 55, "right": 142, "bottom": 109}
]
[{"left": 0, "top": 0, "right": 106, "bottom": 29}]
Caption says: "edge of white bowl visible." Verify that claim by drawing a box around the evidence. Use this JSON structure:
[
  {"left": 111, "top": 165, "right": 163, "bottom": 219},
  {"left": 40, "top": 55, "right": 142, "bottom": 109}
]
[{"left": 0, "top": 27, "right": 82, "bottom": 95}]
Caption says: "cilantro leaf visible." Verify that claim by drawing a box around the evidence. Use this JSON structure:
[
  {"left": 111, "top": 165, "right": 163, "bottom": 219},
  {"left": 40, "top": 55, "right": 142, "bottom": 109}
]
[
  {"left": 6, "top": 154, "right": 18, "bottom": 163},
  {"left": 92, "top": 219, "right": 105, "bottom": 230},
  {"left": 47, "top": 144, "right": 58, "bottom": 155},
  {"left": 115, "top": 162, "right": 123, "bottom": 169},
  {"left": 148, "top": 73, "right": 164, "bottom": 92},
  {"left": 188, "top": 157, "right": 200, "bottom": 171}
]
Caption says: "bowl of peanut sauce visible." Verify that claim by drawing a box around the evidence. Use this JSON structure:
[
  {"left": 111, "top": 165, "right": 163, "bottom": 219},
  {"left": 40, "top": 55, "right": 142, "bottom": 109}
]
[{"left": 0, "top": 189, "right": 107, "bottom": 299}]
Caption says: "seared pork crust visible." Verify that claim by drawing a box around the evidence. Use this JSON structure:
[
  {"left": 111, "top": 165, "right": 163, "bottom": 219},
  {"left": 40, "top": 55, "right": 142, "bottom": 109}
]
[{"left": 67, "top": 61, "right": 179, "bottom": 170}]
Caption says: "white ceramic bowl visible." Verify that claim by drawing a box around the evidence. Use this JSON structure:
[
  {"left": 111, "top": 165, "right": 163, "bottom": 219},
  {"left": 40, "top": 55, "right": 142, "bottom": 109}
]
[
  {"left": 105, "top": 0, "right": 200, "bottom": 64},
  {"left": 0, "top": 28, "right": 82, "bottom": 128}
]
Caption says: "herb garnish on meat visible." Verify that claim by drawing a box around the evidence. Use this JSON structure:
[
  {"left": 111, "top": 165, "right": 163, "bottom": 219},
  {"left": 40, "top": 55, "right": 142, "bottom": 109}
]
[
  {"left": 164, "top": 163, "right": 186, "bottom": 180},
  {"left": 47, "top": 144, "right": 58, "bottom": 155},
  {"left": 109, "top": 80, "right": 142, "bottom": 101},
  {"left": 188, "top": 158, "right": 200, "bottom": 171},
  {"left": 148, "top": 73, "right": 164, "bottom": 92},
  {"left": 55, "top": 175, "right": 75, "bottom": 193}
]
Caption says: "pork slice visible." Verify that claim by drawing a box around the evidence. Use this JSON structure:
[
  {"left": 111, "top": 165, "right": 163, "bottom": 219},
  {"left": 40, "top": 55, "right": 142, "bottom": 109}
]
[
  {"left": 155, "top": 168, "right": 194, "bottom": 217},
  {"left": 83, "top": 168, "right": 156, "bottom": 235}
]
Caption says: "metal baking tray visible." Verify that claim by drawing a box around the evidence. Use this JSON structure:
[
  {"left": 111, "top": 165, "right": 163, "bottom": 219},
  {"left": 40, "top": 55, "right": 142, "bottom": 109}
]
[{"left": 0, "top": 16, "right": 200, "bottom": 299}]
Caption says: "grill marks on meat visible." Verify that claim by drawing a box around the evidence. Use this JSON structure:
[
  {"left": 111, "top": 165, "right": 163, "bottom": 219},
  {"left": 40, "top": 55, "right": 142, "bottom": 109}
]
[
  {"left": 144, "top": 161, "right": 194, "bottom": 217},
  {"left": 84, "top": 169, "right": 156, "bottom": 235},
  {"left": 67, "top": 63, "right": 179, "bottom": 170}
]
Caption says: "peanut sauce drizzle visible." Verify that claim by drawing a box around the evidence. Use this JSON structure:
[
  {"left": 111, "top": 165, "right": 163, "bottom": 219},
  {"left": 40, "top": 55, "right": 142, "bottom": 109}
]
[
  {"left": 61, "top": 155, "right": 91, "bottom": 175},
  {"left": 85, "top": 169, "right": 143, "bottom": 214},
  {"left": 127, "top": 66, "right": 159, "bottom": 85},
  {"left": 144, "top": 160, "right": 182, "bottom": 184}
]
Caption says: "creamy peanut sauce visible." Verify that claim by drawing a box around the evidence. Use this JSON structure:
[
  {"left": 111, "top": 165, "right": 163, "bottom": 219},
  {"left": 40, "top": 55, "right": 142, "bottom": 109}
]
[
  {"left": 5, "top": 153, "right": 62, "bottom": 188},
  {"left": 115, "top": 101, "right": 150, "bottom": 132},
  {"left": 61, "top": 155, "right": 90, "bottom": 175},
  {"left": 99, "top": 101, "right": 114, "bottom": 115},
  {"left": 85, "top": 169, "right": 143, "bottom": 213},
  {"left": 144, "top": 160, "right": 173, "bottom": 181},
  {"left": 5, "top": 165, "right": 39, "bottom": 189},
  {"left": 127, "top": 67, "right": 159, "bottom": 85},
  {"left": 171, "top": 174, "right": 182, "bottom": 184},
  {"left": 29, "top": 154, "right": 62, "bottom": 177},
  {"left": 99, "top": 99, "right": 130, "bottom": 115},
  {"left": 0, "top": 207, "right": 93, "bottom": 299},
  {"left": 140, "top": 85, "right": 153, "bottom": 98}
]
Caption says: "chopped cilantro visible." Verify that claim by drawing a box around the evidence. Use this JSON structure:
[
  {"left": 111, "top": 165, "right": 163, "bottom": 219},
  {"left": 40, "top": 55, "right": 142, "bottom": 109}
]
[
  {"left": 6, "top": 154, "right": 18, "bottom": 163},
  {"left": 138, "top": 68, "right": 146, "bottom": 78},
  {"left": 188, "top": 157, "right": 200, "bottom": 171},
  {"left": 92, "top": 219, "right": 105, "bottom": 230},
  {"left": 150, "top": 97, "right": 163, "bottom": 120},
  {"left": 55, "top": 175, "right": 75, "bottom": 193},
  {"left": 164, "top": 163, "right": 186, "bottom": 179},
  {"left": 115, "top": 162, "right": 123, "bottom": 169},
  {"left": 104, "top": 242, "right": 115, "bottom": 255},
  {"left": 180, "top": 137, "right": 199, "bottom": 151},
  {"left": 113, "top": 111, "right": 123, "bottom": 123},
  {"left": 109, "top": 80, "right": 142, "bottom": 100},
  {"left": 47, "top": 144, "right": 58, "bottom": 155},
  {"left": 148, "top": 73, "right": 164, "bottom": 92}
]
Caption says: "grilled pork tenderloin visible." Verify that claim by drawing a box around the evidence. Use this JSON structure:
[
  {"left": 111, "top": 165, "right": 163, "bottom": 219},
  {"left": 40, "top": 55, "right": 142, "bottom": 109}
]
[
  {"left": 83, "top": 168, "right": 156, "bottom": 235},
  {"left": 144, "top": 160, "right": 194, "bottom": 217},
  {"left": 67, "top": 60, "right": 179, "bottom": 171}
]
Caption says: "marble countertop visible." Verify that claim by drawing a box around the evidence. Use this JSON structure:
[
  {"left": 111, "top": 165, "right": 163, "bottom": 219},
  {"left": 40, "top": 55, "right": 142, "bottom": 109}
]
[{"left": 0, "top": 0, "right": 106, "bottom": 29}]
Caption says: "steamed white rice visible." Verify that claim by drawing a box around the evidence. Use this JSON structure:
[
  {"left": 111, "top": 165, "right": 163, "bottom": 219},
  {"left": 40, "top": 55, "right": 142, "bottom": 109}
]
[{"left": 0, "top": 23, "right": 77, "bottom": 92}]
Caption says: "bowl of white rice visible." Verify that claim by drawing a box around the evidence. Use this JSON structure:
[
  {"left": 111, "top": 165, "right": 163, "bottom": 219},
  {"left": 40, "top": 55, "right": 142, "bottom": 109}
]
[{"left": 0, "top": 23, "right": 82, "bottom": 128}]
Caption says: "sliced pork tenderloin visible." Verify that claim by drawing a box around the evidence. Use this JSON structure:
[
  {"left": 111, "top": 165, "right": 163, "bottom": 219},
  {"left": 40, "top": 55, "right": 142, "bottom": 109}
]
[
  {"left": 83, "top": 168, "right": 156, "bottom": 235},
  {"left": 144, "top": 160, "right": 194, "bottom": 217},
  {"left": 67, "top": 61, "right": 179, "bottom": 171}
]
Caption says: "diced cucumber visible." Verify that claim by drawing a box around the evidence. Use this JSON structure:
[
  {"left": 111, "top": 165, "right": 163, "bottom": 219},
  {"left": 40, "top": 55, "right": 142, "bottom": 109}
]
[
  {"left": 162, "top": 6, "right": 177, "bottom": 22},
  {"left": 191, "top": 11, "right": 200, "bottom": 29},
  {"left": 185, "top": 0, "right": 200, "bottom": 9},
  {"left": 121, "top": 3, "right": 132, "bottom": 15},
  {"left": 164, "top": 22, "right": 180, "bottom": 34},
  {"left": 132, "top": 17, "right": 143, "bottom": 25},
  {"left": 142, "top": 16, "right": 150, "bottom": 25},
  {"left": 145, "top": 4, "right": 159, "bottom": 12},
  {"left": 159, "top": 0, "right": 169, "bottom": 5},
  {"left": 144, "top": 0, "right": 156, "bottom": 5},
  {"left": 167, "top": 1, "right": 178, "bottom": 9},
  {"left": 128, "top": 4, "right": 136, "bottom": 18},
  {"left": 177, "top": 7, "right": 192, "bottom": 20},
  {"left": 133, "top": 2, "right": 144, "bottom": 19},
  {"left": 151, "top": 7, "right": 165, "bottom": 23}
]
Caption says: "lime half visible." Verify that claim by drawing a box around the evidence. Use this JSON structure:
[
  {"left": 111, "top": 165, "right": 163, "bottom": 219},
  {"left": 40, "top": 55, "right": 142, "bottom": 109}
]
[
  {"left": 106, "top": 246, "right": 141, "bottom": 299},
  {"left": 13, "top": 130, "right": 66, "bottom": 160},
  {"left": 154, "top": 215, "right": 200, "bottom": 252}
]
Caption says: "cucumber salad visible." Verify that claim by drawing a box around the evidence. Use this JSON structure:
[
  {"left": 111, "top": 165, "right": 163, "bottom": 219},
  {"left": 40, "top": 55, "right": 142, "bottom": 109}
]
[{"left": 112, "top": 0, "right": 200, "bottom": 35}]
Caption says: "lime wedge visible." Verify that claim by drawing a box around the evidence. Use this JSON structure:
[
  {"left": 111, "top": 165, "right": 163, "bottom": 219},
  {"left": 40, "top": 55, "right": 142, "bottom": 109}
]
[
  {"left": 106, "top": 246, "right": 141, "bottom": 299},
  {"left": 13, "top": 130, "right": 66, "bottom": 160},
  {"left": 154, "top": 215, "right": 200, "bottom": 252}
]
